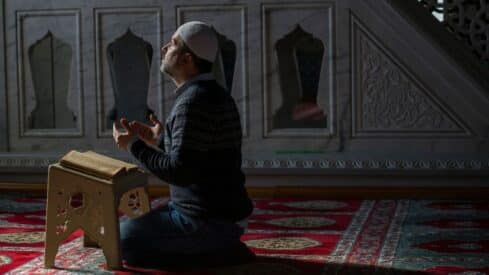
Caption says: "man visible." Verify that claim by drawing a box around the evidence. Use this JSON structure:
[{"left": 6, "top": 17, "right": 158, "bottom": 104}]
[{"left": 112, "top": 21, "right": 254, "bottom": 268}]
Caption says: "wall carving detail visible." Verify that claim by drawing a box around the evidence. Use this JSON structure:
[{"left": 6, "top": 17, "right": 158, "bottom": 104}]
[
  {"left": 356, "top": 25, "right": 463, "bottom": 133},
  {"left": 0, "top": 156, "right": 487, "bottom": 171},
  {"left": 418, "top": 0, "right": 489, "bottom": 64},
  {"left": 242, "top": 158, "right": 487, "bottom": 170}
]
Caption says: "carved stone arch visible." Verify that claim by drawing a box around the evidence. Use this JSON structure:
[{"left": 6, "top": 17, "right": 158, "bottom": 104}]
[
  {"left": 28, "top": 31, "right": 76, "bottom": 129},
  {"left": 106, "top": 28, "right": 154, "bottom": 127},
  {"left": 273, "top": 25, "right": 327, "bottom": 129},
  {"left": 212, "top": 28, "right": 237, "bottom": 92}
]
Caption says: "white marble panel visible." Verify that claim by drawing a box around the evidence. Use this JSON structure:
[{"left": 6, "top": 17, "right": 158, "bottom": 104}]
[{"left": 16, "top": 10, "right": 82, "bottom": 136}]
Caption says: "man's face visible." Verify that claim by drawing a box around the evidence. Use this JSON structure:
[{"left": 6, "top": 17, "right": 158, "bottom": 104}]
[{"left": 160, "top": 33, "right": 185, "bottom": 76}]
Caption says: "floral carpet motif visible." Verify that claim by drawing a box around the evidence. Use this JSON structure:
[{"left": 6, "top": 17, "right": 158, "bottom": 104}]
[{"left": 0, "top": 193, "right": 488, "bottom": 274}]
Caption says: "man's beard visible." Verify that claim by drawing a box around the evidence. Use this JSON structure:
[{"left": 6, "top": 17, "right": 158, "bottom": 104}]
[
  {"left": 160, "top": 58, "right": 177, "bottom": 77},
  {"left": 160, "top": 60, "right": 172, "bottom": 76}
]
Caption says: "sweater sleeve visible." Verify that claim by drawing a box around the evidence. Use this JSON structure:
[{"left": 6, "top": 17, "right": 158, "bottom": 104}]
[
  {"left": 156, "top": 133, "right": 165, "bottom": 151},
  {"left": 129, "top": 98, "right": 211, "bottom": 186},
  {"left": 129, "top": 140, "right": 186, "bottom": 185}
]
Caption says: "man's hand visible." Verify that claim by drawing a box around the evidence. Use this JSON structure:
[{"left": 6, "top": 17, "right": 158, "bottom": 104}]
[
  {"left": 128, "top": 114, "right": 163, "bottom": 146},
  {"left": 112, "top": 118, "right": 135, "bottom": 150}
]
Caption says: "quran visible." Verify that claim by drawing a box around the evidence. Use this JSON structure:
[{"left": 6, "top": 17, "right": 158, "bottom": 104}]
[{"left": 59, "top": 150, "right": 138, "bottom": 180}]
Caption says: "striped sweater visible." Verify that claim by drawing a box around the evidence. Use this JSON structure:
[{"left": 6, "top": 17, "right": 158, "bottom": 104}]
[{"left": 129, "top": 77, "right": 253, "bottom": 222}]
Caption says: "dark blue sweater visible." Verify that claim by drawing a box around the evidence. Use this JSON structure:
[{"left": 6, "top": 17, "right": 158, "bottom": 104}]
[{"left": 129, "top": 79, "right": 253, "bottom": 222}]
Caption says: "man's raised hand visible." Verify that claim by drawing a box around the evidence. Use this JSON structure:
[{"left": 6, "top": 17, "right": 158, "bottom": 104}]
[
  {"left": 112, "top": 118, "right": 135, "bottom": 150},
  {"left": 129, "top": 114, "right": 163, "bottom": 146}
]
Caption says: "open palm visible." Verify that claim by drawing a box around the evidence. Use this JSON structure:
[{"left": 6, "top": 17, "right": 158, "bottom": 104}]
[{"left": 129, "top": 114, "right": 163, "bottom": 145}]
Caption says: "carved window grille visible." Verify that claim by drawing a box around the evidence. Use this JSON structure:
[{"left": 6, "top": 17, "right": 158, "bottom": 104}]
[
  {"left": 273, "top": 25, "right": 327, "bottom": 130},
  {"left": 106, "top": 29, "right": 154, "bottom": 128},
  {"left": 28, "top": 31, "right": 76, "bottom": 129},
  {"left": 417, "top": 0, "right": 489, "bottom": 64}
]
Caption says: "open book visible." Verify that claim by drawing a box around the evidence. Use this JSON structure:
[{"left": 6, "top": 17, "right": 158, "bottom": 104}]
[{"left": 59, "top": 150, "right": 138, "bottom": 180}]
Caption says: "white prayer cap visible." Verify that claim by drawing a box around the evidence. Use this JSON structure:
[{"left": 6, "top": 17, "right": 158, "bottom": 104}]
[{"left": 175, "top": 21, "right": 218, "bottom": 63}]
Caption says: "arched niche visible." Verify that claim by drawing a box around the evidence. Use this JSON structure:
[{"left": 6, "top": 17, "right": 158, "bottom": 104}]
[
  {"left": 28, "top": 31, "right": 76, "bottom": 129},
  {"left": 273, "top": 25, "right": 327, "bottom": 129},
  {"left": 106, "top": 29, "right": 154, "bottom": 127},
  {"left": 212, "top": 28, "right": 237, "bottom": 92}
]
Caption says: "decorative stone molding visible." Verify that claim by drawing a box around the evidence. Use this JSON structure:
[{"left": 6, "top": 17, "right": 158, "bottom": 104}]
[
  {"left": 0, "top": 156, "right": 138, "bottom": 168},
  {"left": 0, "top": 157, "right": 56, "bottom": 168},
  {"left": 1, "top": 156, "right": 487, "bottom": 172},
  {"left": 240, "top": 158, "right": 487, "bottom": 171}
]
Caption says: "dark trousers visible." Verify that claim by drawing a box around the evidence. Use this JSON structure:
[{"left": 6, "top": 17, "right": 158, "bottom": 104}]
[{"left": 119, "top": 202, "right": 249, "bottom": 268}]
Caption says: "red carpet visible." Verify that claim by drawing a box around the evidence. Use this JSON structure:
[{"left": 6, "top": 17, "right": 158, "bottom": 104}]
[{"left": 0, "top": 193, "right": 488, "bottom": 274}]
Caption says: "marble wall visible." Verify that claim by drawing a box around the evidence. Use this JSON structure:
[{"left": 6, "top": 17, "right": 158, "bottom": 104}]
[{"left": 1, "top": 0, "right": 489, "bottom": 183}]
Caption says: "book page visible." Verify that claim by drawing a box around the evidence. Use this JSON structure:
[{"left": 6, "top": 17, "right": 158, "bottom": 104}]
[{"left": 84, "top": 151, "right": 138, "bottom": 172}]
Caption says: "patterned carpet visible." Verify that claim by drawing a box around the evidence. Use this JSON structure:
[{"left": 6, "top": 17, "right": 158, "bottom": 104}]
[{"left": 0, "top": 192, "right": 488, "bottom": 274}]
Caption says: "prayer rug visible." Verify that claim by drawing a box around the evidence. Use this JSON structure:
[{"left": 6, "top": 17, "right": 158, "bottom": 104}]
[{"left": 0, "top": 193, "right": 488, "bottom": 274}]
